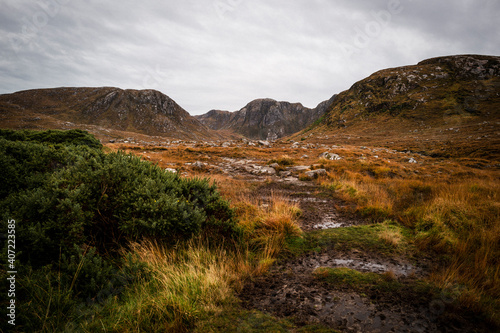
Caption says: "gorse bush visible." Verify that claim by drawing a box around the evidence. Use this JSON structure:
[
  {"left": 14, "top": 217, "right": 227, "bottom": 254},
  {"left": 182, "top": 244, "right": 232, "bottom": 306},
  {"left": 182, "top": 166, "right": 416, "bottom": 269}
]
[{"left": 0, "top": 129, "right": 239, "bottom": 332}]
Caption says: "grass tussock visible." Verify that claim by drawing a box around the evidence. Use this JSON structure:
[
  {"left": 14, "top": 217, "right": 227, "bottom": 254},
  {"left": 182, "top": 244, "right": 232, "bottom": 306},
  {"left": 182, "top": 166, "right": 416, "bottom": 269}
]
[
  {"left": 318, "top": 160, "right": 500, "bottom": 325},
  {"left": 80, "top": 239, "right": 252, "bottom": 332},
  {"left": 234, "top": 192, "right": 303, "bottom": 274}
]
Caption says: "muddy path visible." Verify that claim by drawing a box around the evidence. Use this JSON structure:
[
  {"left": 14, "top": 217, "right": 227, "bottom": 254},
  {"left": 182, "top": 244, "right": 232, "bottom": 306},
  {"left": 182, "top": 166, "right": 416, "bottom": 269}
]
[{"left": 238, "top": 181, "right": 489, "bottom": 333}]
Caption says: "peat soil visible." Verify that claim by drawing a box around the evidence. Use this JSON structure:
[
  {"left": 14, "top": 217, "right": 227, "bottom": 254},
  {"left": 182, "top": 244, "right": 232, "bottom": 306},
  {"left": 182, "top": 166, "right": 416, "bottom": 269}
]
[{"left": 238, "top": 181, "right": 491, "bottom": 333}]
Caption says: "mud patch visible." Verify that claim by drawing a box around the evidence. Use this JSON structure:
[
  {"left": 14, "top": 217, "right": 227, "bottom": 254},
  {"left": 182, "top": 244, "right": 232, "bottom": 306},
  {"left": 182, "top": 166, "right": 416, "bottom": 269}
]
[
  {"left": 253, "top": 182, "right": 363, "bottom": 231},
  {"left": 240, "top": 267, "right": 440, "bottom": 332},
  {"left": 240, "top": 256, "right": 487, "bottom": 333}
]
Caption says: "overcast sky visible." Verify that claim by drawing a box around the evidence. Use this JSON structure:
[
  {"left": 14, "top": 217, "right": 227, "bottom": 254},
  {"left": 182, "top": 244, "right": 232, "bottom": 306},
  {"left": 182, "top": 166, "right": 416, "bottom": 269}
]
[{"left": 1, "top": 0, "right": 499, "bottom": 115}]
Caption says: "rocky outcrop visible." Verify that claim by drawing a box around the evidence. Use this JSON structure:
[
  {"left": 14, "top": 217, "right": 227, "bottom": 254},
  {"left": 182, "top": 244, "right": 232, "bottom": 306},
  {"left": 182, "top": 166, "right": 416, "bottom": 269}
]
[
  {"left": 0, "top": 87, "right": 221, "bottom": 140},
  {"left": 322, "top": 55, "right": 500, "bottom": 129},
  {"left": 196, "top": 96, "right": 336, "bottom": 141}
]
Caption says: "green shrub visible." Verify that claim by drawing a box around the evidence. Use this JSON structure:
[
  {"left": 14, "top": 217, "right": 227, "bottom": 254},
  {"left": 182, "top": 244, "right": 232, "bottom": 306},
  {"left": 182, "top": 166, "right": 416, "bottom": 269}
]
[
  {"left": 0, "top": 129, "right": 240, "bottom": 331},
  {"left": 0, "top": 128, "right": 102, "bottom": 149},
  {"left": 1, "top": 131, "right": 238, "bottom": 268}
]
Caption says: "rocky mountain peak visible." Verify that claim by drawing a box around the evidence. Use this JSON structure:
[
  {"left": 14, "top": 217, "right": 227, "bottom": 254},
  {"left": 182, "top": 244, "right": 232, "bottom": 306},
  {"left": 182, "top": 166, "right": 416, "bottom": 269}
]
[{"left": 196, "top": 96, "right": 336, "bottom": 141}]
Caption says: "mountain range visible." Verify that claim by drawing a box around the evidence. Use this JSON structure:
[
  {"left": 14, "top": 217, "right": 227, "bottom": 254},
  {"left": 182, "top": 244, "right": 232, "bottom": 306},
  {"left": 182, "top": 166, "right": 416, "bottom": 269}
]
[{"left": 0, "top": 54, "right": 498, "bottom": 157}]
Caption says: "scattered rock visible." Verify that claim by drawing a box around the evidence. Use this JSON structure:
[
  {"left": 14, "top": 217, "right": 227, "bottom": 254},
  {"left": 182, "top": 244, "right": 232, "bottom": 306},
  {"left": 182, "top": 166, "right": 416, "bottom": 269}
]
[
  {"left": 259, "top": 166, "right": 277, "bottom": 175},
  {"left": 304, "top": 169, "right": 327, "bottom": 179},
  {"left": 165, "top": 168, "right": 177, "bottom": 173},
  {"left": 408, "top": 158, "right": 418, "bottom": 164},
  {"left": 279, "top": 171, "right": 292, "bottom": 178},
  {"left": 288, "top": 165, "right": 311, "bottom": 172},
  {"left": 319, "top": 152, "right": 342, "bottom": 160},
  {"left": 258, "top": 140, "right": 271, "bottom": 147},
  {"left": 192, "top": 161, "right": 206, "bottom": 169}
]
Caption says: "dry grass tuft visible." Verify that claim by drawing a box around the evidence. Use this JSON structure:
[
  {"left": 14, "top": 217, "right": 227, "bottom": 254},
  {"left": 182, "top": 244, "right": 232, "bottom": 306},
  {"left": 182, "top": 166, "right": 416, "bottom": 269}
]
[
  {"left": 379, "top": 229, "right": 403, "bottom": 248},
  {"left": 234, "top": 192, "right": 303, "bottom": 274}
]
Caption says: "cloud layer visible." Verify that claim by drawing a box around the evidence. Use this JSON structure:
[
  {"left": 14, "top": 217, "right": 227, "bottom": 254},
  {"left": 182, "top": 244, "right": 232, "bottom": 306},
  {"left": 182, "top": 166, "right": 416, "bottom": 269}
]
[{"left": 1, "top": 0, "right": 499, "bottom": 114}]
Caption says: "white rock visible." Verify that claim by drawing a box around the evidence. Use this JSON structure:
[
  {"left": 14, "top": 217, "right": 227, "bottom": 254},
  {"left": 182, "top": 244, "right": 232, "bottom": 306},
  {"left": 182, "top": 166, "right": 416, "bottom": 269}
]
[
  {"left": 192, "top": 161, "right": 206, "bottom": 169},
  {"left": 259, "top": 166, "right": 277, "bottom": 175},
  {"left": 319, "top": 152, "right": 342, "bottom": 160},
  {"left": 258, "top": 140, "right": 271, "bottom": 147}
]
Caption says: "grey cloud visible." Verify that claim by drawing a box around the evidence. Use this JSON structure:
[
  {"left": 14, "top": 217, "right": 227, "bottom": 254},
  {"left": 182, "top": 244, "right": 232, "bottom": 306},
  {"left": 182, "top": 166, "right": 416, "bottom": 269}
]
[{"left": 0, "top": 0, "right": 498, "bottom": 115}]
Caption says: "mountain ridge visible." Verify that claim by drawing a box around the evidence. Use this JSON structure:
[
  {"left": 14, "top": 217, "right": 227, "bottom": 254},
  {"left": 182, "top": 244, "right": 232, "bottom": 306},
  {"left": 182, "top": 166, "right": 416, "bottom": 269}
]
[
  {"left": 195, "top": 95, "right": 336, "bottom": 141},
  {"left": 0, "top": 87, "right": 222, "bottom": 141},
  {"left": 292, "top": 54, "right": 500, "bottom": 158}
]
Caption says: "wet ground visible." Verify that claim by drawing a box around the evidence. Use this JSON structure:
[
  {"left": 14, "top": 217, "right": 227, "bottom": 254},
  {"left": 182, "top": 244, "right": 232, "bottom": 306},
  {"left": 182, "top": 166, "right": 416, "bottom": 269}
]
[{"left": 238, "top": 182, "right": 490, "bottom": 333}]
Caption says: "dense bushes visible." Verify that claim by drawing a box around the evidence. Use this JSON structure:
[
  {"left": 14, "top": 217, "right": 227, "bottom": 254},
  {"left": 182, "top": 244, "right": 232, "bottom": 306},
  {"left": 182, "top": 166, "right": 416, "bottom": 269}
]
[
  {"left": 0, "top": 129, "right": 238, "bottom": 331},
  {"left": 0, "top": 128, "right": 102, "bottom": 149}
]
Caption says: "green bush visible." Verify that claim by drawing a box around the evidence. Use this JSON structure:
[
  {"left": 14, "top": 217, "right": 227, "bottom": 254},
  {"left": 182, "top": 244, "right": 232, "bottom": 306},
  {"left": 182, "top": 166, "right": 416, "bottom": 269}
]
[
  {"left": 0, "top": 128, "right": 102, "bottom": 149},
  {"left": 1, "top": 130, "right": 238, "bottom": 267},
  {"left": 0, "top": 129, "right": 239, "bottom": 331}
]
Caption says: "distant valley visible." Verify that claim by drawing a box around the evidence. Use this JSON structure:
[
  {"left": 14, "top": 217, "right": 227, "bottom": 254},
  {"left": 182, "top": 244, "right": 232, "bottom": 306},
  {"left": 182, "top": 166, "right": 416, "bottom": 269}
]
[{"left": 0, "top": 54, "right": 498, "bottom": 158}]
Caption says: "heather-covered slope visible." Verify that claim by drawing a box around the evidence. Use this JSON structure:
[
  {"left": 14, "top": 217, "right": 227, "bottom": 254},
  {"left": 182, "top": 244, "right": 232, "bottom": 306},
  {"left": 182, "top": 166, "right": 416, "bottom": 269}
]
[
  {"left": 0, "top": 87, "right": 222, "bottom": 140},
  {"left": 293, "top": 55, "right": 500, "bottom": 158}
]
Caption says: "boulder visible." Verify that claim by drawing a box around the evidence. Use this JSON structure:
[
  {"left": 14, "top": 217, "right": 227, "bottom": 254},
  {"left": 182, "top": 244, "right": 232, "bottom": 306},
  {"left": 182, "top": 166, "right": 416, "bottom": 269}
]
[
  {"left": 279, "top": 171, "right": 292, "bottom": 178},
  {"left": 259, "top": 166, "right": 277, "bottom": 175},
  {"left": 258, "top": 140, "right": 271, "bottom": 147},
  {"left": 319, "top": 152, "right": 342, "bottom": 160},
  {"left": 288, "top": 165, "right": 311, "bottom": 172},
  {"left": 304, "top": 169, "right": 327, "bottom": 179},
  {"left": 192, "top": 161, "right": 206, "bottom": 169}
]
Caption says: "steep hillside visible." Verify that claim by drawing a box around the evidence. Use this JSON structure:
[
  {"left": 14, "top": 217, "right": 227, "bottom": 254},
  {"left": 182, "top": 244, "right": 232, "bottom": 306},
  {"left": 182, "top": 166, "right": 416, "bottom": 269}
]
[
  {"left": 294, "top": 55, "right": 500, "bottom": 158},
  {"left": 196, "top": 96, "right": 336, "bottom": 141},
  {"left": 0, "top": 87, "right": 222, "bottom": 141}
]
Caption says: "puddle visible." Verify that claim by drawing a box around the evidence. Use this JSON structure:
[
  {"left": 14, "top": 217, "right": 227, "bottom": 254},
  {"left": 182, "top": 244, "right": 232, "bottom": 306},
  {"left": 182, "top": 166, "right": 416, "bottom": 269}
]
[
  {"left": 313, "top": 221, "right": 344, "bottom": 229},
  {"left": 290, "top": 197, "right": 328, "bottom": 203},
  {"left": 327, "top": 258, "right": 418, "bottom": 277},
  {"left": 290, "top": 252, "right": 423, "bottom": 278},
  {"left": 312, "top": 212, "right": 355, "bottom": 230}
]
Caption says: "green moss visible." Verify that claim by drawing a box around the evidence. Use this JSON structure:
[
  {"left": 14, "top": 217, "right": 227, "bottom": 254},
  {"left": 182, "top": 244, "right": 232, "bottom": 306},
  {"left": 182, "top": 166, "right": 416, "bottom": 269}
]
[{"left": 286, "top": 223, "right": 410, "bottom": 257}]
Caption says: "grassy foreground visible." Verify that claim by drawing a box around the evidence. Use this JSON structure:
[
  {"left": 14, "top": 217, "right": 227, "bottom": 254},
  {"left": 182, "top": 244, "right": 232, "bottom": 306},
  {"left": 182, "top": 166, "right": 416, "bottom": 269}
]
[{"left": 2, "top": 130, "right": 498, "bottom": 331}]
